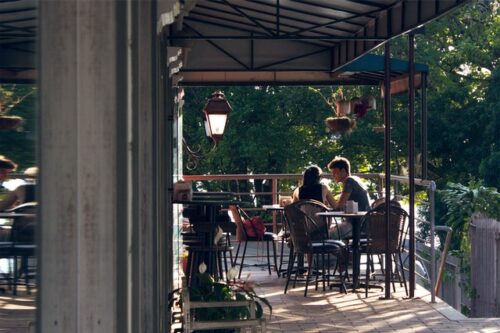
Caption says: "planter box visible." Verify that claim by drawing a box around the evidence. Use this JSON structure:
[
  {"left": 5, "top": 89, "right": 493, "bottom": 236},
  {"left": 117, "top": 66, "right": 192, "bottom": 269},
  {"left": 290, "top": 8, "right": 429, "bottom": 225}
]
[{"left": 182, "top": 287, "right": 266, "bottom": 333}]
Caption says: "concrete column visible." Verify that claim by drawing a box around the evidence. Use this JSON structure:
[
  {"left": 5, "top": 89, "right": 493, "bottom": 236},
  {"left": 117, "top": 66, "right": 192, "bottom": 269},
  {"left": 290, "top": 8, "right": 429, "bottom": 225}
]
[
  {"left": 39, "top": 1, "right": 162, "bottom": 332},
  {"left": 39, "top": 1, "right": 120, "bottom": 332}
]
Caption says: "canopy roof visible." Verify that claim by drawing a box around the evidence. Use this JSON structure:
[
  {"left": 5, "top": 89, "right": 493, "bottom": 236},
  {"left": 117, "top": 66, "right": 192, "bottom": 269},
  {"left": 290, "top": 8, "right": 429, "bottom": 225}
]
[
  {"left": 168, "top": 0, "right": 466, "bottom": 85},
  {"left": 0, "top": 0, "right": 468, "bottom": 84},
  {"left": 0, "top": 0, "right": 36, "bottom": 82}
]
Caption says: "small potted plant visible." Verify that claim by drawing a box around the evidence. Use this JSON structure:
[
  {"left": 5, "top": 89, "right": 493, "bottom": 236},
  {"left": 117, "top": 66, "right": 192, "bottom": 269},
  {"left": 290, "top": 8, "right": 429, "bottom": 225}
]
[
  {"left": 185, "top": 265, "right": 271, "bottom": 333},
  {"left": 325, "top": 116, "right": 356, "bottom": 134}
]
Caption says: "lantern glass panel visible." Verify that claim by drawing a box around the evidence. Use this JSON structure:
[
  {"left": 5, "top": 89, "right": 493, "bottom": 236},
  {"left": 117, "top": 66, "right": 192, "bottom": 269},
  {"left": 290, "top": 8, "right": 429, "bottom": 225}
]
[
  {"left": 204, "top": 119, "right": 212, "bottom": 137},
  {"left": 207, "top": 114, "right": 227, "bottom": 136}
]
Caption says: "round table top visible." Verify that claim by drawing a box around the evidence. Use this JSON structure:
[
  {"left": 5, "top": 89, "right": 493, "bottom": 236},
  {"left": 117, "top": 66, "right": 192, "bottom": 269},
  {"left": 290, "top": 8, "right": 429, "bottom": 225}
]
[
  {"left": 316, "top": 210, "right": 367, "bottom": 218},
  {"left": 262, "top": 205, "right": 284, "bottom": 211},
  {"left": 0, "top": 212, "right": 36, "bottom": 218}
]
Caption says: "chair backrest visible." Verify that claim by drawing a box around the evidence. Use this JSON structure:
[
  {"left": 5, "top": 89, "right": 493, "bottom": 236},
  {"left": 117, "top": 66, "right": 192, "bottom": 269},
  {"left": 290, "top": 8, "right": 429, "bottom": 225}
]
[
  {"left": 227, "top": 205, "right": 247, "bottom": 241},
  {"left": 370, "top": 198, "right": 401, "bottom": 210},
  {"left": 361, "top": 205, "right": 408, "bottom": 254},
  {"left": 9, "top": 202, "right": 37, "bottom": 244},
  {"left": 291, "top": 200, "right": 329, "bottom": 241},
  {"left": 284, "top": 203, "right": 313, "bottom": 254}
]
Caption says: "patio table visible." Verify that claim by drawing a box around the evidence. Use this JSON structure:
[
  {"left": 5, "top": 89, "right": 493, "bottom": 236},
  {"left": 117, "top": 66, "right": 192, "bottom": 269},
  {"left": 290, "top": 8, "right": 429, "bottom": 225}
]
[{"left": 316, "top": 210, "right": 367, "bottom": 291}]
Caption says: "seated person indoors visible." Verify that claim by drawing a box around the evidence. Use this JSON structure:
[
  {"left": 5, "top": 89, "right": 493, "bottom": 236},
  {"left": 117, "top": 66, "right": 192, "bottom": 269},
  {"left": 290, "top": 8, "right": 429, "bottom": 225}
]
[
  {"left": 327, "top": 156, "right": 370, "bottom": 239},
  {"left": 0, "top": 157, "right": 37, "bottom": 211},
  {"left": 292, "top": 165, "right": 336, "bottom": 208}
]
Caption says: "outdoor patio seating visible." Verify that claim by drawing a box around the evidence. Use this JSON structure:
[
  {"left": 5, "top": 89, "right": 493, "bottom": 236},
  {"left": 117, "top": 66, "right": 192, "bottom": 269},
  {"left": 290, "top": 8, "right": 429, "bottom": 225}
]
[
  {"left": 0, "top": 202, "right": 37, "bottom": 295},
  {"left": 360, "top": 204, "right": 409, "bottom": 297},
  {"left": 284, "top": 200, "right": 348, "bottom": 296}
]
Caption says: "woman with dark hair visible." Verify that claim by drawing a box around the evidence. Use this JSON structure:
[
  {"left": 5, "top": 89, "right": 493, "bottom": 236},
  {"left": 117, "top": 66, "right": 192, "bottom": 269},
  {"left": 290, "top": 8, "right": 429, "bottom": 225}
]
[{"left": 292, "top": 165, "right": 336, "bottom": 207}]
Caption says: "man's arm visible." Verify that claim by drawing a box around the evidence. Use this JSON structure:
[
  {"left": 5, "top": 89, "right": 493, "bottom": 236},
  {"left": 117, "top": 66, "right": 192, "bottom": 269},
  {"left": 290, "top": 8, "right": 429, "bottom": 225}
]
[
  {"left": 333, "top": 178, "right": 353, "bottom": 210},
  {"left": 0, "top": 190, "right": 18, "bottom": 211}
]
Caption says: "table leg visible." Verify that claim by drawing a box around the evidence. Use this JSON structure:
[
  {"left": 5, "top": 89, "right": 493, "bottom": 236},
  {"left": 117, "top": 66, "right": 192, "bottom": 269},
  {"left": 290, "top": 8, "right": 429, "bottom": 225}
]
[{"left": 352, "top": 218, "right": 360, "bottom": 290}]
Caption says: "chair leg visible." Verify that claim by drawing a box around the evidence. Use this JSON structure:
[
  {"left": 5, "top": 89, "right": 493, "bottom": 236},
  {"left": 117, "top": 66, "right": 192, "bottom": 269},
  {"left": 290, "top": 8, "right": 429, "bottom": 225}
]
[
  {"left": 340, "top": 251, "right": 348, "bottom": 294},
  {"left": 226, "top": 233, "right": 234, "bottom": 265},
  {"left": 392, "top": 253, "right": 403, "bottom": 286},
  {"left": 189, "top": 250, "right": 199, "bottom": 287},
  {"left": 292, "top": 254, "right": 300, "bottom": 289},
  {"left": 304, "top": 253, "right": 313, "bottom": 297},
  {"left": 272, "top": 240, "right": 279, "bottom": 276},
  {"left": 365, "top": 253, "right": 370, "bottom": 298},
  {"left": 217, "top": 250, "right": 224, "bottom": 281},
  {"left": 234, "top": 242, "right": 241, "bottom": 267},
  {"left": 222, "top": 249, "right": 229, "bottom": 281},
  {"left": 321, "top": 252, "right": 326, "bottom": 291},
  {"left": 278, "top": 236, "right": 285, "bottom": 276},
  {"left": 398, "top": 253, "right": 408, "bottom": 296},
  {"left": 266, "top": 240, "right": 271, "bottom": 275},
  {"left": 238, "top": 241, "right": 248, "bottom": 279},
  {"left": 284, "top": 252, "right": 296, "bottom": 294},
  {"left": 23, "top": 256, "right": 31, "bottom": 294}
]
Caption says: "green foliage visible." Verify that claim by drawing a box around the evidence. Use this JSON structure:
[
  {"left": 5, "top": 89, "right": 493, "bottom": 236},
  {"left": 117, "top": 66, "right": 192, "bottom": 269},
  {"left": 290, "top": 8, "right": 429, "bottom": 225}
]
[
  {"left": 440, "top": 180, "right": 500, "bottom": 252},
  {"left": 416, "top": 0, "right": 500, "bottom": 188},
  {"left": 0, "top": 84, "right": 37, "bottom": 169},
  {"left": 188, "top": 272, "right": 272, "bottom": 331}
]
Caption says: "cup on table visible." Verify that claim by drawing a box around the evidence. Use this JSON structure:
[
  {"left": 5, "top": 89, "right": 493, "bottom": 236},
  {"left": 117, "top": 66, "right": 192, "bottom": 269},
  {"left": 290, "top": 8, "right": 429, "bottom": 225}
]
[{"left": 345, "top": 200, "right": 358, "bottom": 213}]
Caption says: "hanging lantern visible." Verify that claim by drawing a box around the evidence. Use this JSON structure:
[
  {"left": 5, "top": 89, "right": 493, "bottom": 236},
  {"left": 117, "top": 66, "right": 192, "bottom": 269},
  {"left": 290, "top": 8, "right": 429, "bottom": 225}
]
[{"left": 202, "top": 91, "right": 233, "bottom": 144}]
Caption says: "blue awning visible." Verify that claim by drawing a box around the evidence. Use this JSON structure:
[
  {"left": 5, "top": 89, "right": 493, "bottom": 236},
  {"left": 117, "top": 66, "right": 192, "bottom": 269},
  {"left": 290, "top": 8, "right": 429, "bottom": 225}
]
[{"left": 340, "top": 53, "right": 428, "bottom": 73}]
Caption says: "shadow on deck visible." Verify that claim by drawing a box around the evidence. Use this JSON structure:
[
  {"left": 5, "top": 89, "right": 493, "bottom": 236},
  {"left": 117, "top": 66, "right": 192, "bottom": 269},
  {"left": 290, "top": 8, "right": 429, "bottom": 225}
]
[{"left": 245, "top": 261, "right": 500, "bottom": 333}]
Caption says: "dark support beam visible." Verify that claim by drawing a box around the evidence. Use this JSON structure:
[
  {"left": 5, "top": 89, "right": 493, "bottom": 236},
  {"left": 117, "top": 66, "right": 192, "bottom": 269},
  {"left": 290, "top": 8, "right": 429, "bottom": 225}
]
[
  {"left": 183, "top": 23, "right": 249, "bottom": 69},
  {"left": 250, "top": 32, "right": 254, "bottom": 69},
  {"left": 276, "top": 0, "right": 280, "bottom": 35},
  {"left": 168, "top": 34, "right": 385, "bottom": 41},
  {"left": 408, "top": 32, "right": 416, "bottom": 298},
  {"left": 221, "top": 0, "right": 274, "bottom": 36},
  {"left": 421, "top": 72, "right": 428, "bottom": 179},
  {"left": 207, "top": 0, "right": 360, "bottom": 35},
  {"left": 255, "top": 46, "right": 330, "bottom": 70},
  {"left": 283, "top": 6, "right": 383, "bottom": 37},
  {"left": 383, "top": 41, "right": 391, "bottom": 299}
]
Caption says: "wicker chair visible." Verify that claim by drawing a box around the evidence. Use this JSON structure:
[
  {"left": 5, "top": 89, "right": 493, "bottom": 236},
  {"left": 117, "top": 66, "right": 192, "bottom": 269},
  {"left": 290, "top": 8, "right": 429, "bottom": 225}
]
[
  {"left": 360, "top": 205, "right": 409, "bottom": 297},
  {"left": 0, "top": 202, "right": 37, "bottom": 295},
  {"left": 283, "top": 200, "right": 348, "bottom": 296}
]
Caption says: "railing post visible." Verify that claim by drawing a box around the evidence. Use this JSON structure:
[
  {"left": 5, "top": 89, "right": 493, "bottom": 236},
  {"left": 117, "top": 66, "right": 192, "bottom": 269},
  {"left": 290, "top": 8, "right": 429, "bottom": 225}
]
[{"left": 430, "top": 181, "right": 436, "bottom": 303}]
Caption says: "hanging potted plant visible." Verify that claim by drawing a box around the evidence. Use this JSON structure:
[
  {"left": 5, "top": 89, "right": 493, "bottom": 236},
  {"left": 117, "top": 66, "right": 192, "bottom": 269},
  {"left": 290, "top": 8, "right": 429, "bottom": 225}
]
[{"left": 325, "top": 116, "right": 356, "bottom": 134}]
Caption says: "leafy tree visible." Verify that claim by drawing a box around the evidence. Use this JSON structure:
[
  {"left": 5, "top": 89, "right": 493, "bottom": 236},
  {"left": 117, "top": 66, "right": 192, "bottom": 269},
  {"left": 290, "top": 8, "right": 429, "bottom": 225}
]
[
  {"left": 416, "top": 0, "right": 500, "bottom": 188},
  {"left": 0, "top": 84, "right": 37, "bottom": 170}
]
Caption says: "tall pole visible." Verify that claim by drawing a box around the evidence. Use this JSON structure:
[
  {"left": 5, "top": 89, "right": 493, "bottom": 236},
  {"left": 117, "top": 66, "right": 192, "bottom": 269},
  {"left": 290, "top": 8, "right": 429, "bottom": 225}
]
[
  {"left": 408, "top": 32, "right": 416, "bottom": 298},
  {"left": 383, "top": 41, "right": 392, "bottom": 299},
  {"left": 421, "top": 72, "right": 428, "bottom": 179}
]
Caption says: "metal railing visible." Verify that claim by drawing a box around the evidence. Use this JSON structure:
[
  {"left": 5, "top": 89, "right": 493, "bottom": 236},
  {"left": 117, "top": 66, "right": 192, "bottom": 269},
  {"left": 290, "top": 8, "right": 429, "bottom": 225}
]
[{"left": 182, "top": 173, "right": 450, "bottom": 302}]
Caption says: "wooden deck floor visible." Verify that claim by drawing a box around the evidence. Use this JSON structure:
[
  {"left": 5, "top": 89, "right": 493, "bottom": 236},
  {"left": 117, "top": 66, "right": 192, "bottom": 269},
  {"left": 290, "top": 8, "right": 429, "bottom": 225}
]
[
  {"left": 3, "top": 265, "right": 500, "bottom": 333},
  {"left": 246, "top": 264, "right": 500, "bottom": 333},
  {"left": 0, "top": 286, "right": 35, "bottom": 333}
]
